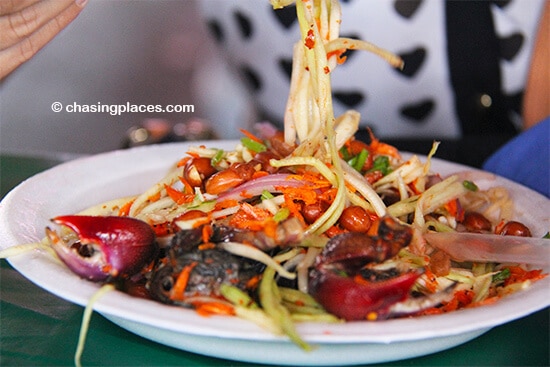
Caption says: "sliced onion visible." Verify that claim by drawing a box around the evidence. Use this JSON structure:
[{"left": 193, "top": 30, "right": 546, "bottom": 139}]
[{"left": 217, "top": 173, "right": 307, "bottom": 201}]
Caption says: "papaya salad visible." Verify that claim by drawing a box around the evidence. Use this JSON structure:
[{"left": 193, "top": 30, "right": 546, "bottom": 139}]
[{"left": 1, "top": 0, "right": 548, "bottom": 359}]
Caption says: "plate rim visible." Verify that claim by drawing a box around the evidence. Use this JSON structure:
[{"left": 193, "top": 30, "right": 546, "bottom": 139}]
[{"left": 1, "top": 141, "right": 549, "bottom": 346}]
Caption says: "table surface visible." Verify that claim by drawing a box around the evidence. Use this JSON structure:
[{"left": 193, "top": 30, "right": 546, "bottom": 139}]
[{"left": 0, "top": 152, "right": 548, "bottom": 367}]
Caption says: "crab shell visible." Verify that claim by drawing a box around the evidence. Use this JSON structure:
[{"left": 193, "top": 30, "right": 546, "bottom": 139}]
[{"left": 47, "top": 215, "right": 158, "bottom": 282}]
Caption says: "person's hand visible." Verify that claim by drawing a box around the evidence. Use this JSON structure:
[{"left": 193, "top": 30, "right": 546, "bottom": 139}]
[{"left": 0, "top": 0, "right": 87, "bottom": 80}]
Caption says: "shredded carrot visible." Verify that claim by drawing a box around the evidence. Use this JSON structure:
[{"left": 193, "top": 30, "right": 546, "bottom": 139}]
[
  {"left": 241, "top": 202, "right": 272, "bottom": 220},
  {"left": 164, "top": 184, "right": 194, "bottom": 205},
  {"left": 195, "top": 302, "right": 235, "bottom": 317},
  {"left": 140, "top": 260, "right": 156, "bottom": 275},
  {"left": 239, "top": 128, "right": 263, "bottom": 143},
  {"left": 147, "top": 191, "right": 161, "bottom": 203},
  {"left": 245, "top": 274, "right": 262, "bottom": 290},
  {"left": 416, "top": 307, "right": 444, "bottom": 316},
  {"left": 288, "top": 172, "right": 331, "bottom": 189},
  {"left": 117, "top": 199, "right": 135, "bottom": 216},
  {"left": 494, "top": 220, "right": 507, "bottom": 234},
  {"left": 176, "top": 156, "right": 191, "bottom": 167},
  {"left": 444, "top": 199, "right": 464, "bottom": 221},
  {"left": 252, "top": 170, "right": 269, "bottom": 179},
  {"left": 179, "top": 176, "right": 194, "bottom": 195},
  {"left": 368, "top": 128, "right": 400, "bottom": 159},
  {"left": 238, "top": 190, "right": 255, "bottom": 199},
  {"left": 151, "top": 222, "right": 173, "bottom": 237},
  {"left": 185, "top": 151, "right": 200, "bottom": 159},
  {"left": 417, "top": 289, "right": 475, "bottom": 315},
  {"left": 504, "top": 266, "right": 547, "bottom": 286},
  {"left": 202, "top": 224, "right": 213, "bottom": 244},
  {"left": 214, "top": 199, "right": 239, "bottom": 211},
  {"left": 467, "top": 296, "right": 499, "bottom": 309},
  {"left": 225, "top": 203, "right": 278, "bottom": 238},
  {"left": 198, "top": 242, "right": 216, "bottom": 251},
  {"left": 409, "top": 179, "right": 423, "bottom": 196},
  {"left": 191, "top": 217, "right": 211, "bottom": 229},
  {"left": 344, "top": 180, "right": 357, "bottom": 193},
  {"left": 263, "top": 220, "right": 278, "bottom": 239},
  {"left": 170, "top": 262, "right": 198, "bottom": 301},
  {"left": 282, "top": 195, "right": 306, "bottom": 227},
  {"left": 423, "top": 267, "right": 438, "bottom": 293},
  {"left": 278, "top": 185, "right": 318, "bottom": 206}
]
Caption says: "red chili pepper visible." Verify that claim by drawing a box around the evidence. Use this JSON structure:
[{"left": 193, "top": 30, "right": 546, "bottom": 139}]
[{"left": 305, "top": 29, "right": 315, "bottom": 49}]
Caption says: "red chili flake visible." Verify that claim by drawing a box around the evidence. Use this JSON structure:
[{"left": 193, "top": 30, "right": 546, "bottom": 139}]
[
  {"left": 324, "top": 66, "right": 330, "bottom": 74},
  {"left": 305, "top": 29, "right": 315, "bottom": 49}
]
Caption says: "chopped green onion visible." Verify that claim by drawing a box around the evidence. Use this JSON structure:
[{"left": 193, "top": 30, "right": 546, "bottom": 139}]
[
  {"left": 261, "top": 190, "right": 274, "bottom": 201},
  {"left": 347, "top": 155, "right": 357, "bottom": 168},
  {"left": 273, "top": 207, "right": 290, "bottom": 222},
  {"left": 211, "top": 149, "right": 224, "bottom": 166},
  {"left": 462, "top": 180, "right": 478, "bottom": 192},
  {"left": 368, "top": 156, "right": 391, "bottom": 175},
  {"left": 241, "top": 137, "right": 267, "bottom": 153},
  {"left": 352, "top": 149, "right": 368, "bottom": 172},
  {"left": 543, "top": 232, "right": 550, "bottom": 239},
  {"left": 492, "top": 268, "right": 511, "bottom": 283},
  {"left": 339, "top": 146, "right": 351, "bottom": 161}
]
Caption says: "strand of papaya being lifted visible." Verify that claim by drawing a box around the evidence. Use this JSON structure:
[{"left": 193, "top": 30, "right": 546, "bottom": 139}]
[{"left": 2, "top": 0, "right": 547, "bottom": 361}]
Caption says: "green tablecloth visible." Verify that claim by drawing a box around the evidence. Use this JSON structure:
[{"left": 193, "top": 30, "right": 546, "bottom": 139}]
[{"left": 1, "top": 153, "right": 548, "bottom": 366}]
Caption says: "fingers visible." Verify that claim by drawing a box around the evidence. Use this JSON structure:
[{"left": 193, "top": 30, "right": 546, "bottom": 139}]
[
  {"left": 0, "top": 0, "right": 42, "bottom": 15},
  {"left": 0, "top": 0, "right": 79, "bottom": 49},
  {"left": 0, "top": 0, "right": 87, "bottom": 80}
]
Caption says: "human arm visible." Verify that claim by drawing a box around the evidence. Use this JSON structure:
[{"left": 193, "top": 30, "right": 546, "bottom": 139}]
[{"left": 523, "top": 0, "right": 550, "bottom": 129}]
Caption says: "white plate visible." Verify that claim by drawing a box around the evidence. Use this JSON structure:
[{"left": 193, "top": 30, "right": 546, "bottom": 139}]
[{"left": 1, "top": 141, "right": 549, "bottom": 366}]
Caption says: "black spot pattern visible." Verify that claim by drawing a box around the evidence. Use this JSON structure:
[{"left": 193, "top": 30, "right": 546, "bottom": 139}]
[
  {"left": 395, "top": 47, "right": 426, "bottom": 78},
  {"left": 394, "top": 0, "right": 423, "bottom": 19},
  {"left": 240, "top": 65, "right": 262, "bottom": 91},
  {"left": 207, "top": 19, "right": 224, "bottom": 43},
  {"left": 234, "top": 11, "right": 253, "bottom": 39},
  {"left": 499, "top": 33, "right": 524, "bottom": 61},
  {"left": 278, "top": 58, "right": 293, "bottom": 80},
  {"left": 200, "top": 0, "right": 532, "bottom": 135},
  {"left": 334, "top": 91, "right": 365, "bottom": 108},
  {"left": 400, "top": 100, "right": 434, "bottom": 122},
  {"left": 272, "top": 4, "right": 297, "bottom": 29},
  {"left": 492, "top": 0, "right": 512, "bottom": 8}
]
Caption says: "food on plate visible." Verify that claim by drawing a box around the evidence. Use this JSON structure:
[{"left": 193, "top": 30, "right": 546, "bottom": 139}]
[{"left": 1, "top": 0, "right": 547, "bottom": 356}]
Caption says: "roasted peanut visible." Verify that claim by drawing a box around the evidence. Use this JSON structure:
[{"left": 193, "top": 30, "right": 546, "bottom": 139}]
[
  {"left": 462, "top": 211, "right": 492, "bottom": 232},
  {"left": 339, "top": 205, "right": 371, "bottom": 233},
  {"left": 232, "top": 162, "right": 256, "bottom": 180},
  {"left": 250, "top": 151, "right": 280, "bottom": 173},
  {"left": 496, "top": 221, "right": 532, "bottom": 237},
  {"left": 302, "top": 202, "right": 329, "bottom": 224},
  {"left": 204, "top": 169, "right": 244, "bottom": 195},
  {"left": 184, "top": 157, "right": 217, "bottom": 187}
]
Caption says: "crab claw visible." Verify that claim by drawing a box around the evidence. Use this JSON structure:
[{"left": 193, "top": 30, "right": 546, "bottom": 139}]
[
  {"left": 309, "top": 216, "right": 421, "bottom": 320},
  {"left": 309, "top": 270, "right": 421, "bottom": 320},
  {"left": 46, "top": 215, "right": 158, "bottom": 282}
]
